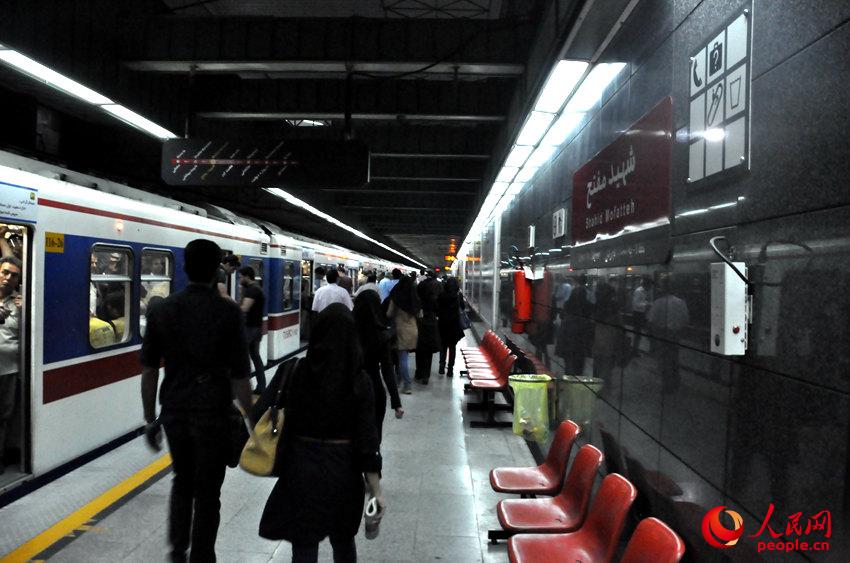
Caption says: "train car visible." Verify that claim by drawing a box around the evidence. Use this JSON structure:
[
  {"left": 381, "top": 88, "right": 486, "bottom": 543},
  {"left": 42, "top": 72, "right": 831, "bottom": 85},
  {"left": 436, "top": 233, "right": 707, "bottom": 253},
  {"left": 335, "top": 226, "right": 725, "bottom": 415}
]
[
  {"left": 0, "top": 154, "right": 270, "bottom": 492},
  {"left": 0, "top": 151, "right": 410, "bottom": 495}
]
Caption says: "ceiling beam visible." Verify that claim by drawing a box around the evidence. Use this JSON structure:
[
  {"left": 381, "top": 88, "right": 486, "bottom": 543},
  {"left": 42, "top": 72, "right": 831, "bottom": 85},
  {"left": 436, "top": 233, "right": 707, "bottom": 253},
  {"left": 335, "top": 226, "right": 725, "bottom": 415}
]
[
  {"left": 196, "top": 112, "right": 505, "bottom": 122},
  {"left": 125, "top": 60, "right": 524, "bottom": 78},
  {"left": 372, "top": 153, "right": 490, "bottom": 160}
]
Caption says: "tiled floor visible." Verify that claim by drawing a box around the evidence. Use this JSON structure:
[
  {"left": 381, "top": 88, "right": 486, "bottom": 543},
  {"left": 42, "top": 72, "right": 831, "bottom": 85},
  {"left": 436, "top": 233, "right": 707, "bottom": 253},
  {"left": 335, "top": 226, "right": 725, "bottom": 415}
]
[{"left": 0, "top": 336, "right": 535, "bottom": 562}]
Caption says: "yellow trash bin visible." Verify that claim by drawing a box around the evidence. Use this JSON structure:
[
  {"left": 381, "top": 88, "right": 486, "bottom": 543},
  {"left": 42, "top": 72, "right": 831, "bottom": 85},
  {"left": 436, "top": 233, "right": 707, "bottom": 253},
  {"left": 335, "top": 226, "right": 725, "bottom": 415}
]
[{"left": 508, "top": 374, "right": 552, "bottom": 443}]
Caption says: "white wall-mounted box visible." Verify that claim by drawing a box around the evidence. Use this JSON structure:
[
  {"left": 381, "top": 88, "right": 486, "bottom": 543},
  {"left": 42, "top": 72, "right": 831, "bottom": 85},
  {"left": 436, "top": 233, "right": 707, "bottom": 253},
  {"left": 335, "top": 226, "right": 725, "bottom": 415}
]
[{"left": 710, "top": 262, "right": 748, "bottom": 355}]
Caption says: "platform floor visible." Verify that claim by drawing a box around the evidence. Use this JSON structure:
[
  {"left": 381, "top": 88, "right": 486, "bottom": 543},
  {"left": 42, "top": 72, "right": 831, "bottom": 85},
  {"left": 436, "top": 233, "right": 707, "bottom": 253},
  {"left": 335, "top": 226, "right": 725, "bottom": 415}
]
[{"left": 0, "top": 340, "right": 532, "bottom": 562}]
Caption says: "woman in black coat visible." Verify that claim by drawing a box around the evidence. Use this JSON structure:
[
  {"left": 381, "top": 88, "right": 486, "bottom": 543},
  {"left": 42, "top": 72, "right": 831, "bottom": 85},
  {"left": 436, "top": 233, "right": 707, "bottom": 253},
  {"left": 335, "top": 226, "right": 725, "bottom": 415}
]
[
  {"left": 354, "top": 290, "right": 404, "bottom": 442},
  {"left": 259, "top": 303, "right": 384, "bottom": 563},
  {"left": 437, "top": 277, "right": 465, "bottom": 376}
]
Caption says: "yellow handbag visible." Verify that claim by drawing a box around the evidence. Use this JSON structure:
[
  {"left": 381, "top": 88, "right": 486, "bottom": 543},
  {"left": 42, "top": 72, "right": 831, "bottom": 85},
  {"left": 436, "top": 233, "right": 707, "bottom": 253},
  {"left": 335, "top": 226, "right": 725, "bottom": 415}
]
[
  {"left": 239, "top": 405, "right": 284, "bottom": 476},
  {"left": 239, "top": 357, "right": 299, "bottom": 476}
]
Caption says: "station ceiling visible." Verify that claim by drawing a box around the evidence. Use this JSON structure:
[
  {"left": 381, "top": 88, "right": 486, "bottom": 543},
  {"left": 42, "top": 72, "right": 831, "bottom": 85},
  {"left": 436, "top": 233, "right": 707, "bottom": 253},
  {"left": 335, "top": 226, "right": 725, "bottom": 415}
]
[{"left": 0, "top": 0, "right": 583, "bottom": 267}]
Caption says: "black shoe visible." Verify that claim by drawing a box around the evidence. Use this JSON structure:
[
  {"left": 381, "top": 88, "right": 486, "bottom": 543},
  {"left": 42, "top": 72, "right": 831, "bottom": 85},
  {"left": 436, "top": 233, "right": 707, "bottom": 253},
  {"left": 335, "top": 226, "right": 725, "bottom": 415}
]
[
  {"left": 446, "top": 368, "right": 454, "bottom": 377},
  {"left": 438, "top": 365, "right": 445, "bottom": 375}
]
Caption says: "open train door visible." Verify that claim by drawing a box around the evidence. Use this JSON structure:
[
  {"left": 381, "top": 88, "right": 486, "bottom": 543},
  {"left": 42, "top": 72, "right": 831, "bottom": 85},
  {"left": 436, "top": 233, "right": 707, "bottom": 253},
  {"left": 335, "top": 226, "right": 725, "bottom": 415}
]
[{"left": 0, "top": 222, "right": 31, "bottom": 492}]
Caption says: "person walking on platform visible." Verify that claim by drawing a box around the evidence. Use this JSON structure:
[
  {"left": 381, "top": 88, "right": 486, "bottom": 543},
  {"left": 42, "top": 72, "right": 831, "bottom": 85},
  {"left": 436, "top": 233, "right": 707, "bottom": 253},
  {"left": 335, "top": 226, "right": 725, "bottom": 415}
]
[
  {"left": 259, "top": 303, "right": 384, "bottom": 563},
  {"left": 386, "top": 275, "right": 420, "bottom": 394},
  {"left": 239, "top": 266, "right": 267, "bottom": 394},
  {"left": 378, "top": 268, "right": 401, "bottom": 303},
  {"left": 354, "top": 271, "right": 380, "bottom": 299},
  {"left": 414, "top": 271, "right": 442, "bottom": 384},
  {"left": 437, "top": 277, "right": 465, "bottom": 377},
  {"left": 312, "top": 268, "right": 354, "bottom": 313},
  {"left": 354, "top": 290, "right": 403, "bottom": 442},
  {"left": 140, "top": 239, "right": 252, "bottom": 563}
]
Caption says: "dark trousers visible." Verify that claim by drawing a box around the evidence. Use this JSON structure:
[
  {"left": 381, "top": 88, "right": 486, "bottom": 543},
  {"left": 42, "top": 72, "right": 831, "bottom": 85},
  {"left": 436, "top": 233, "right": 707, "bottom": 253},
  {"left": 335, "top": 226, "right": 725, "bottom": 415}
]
[
  {"left": 438, "top": 342, "right": 457, "bottom": 372},
  {"left": 415, "top": 351, "right": 434, "bottom": 383},
  {"left": 292, "top": 535, "right": 356, "bottom": 563},
  {"left": 246, "top": 326, "right": 266, "bottom": 393},
  {"left": 0, "top": 372, "right": 18, "bottom": 463},
  {"left": 163, "top": 417, "right": 228, "bottom": 563}
]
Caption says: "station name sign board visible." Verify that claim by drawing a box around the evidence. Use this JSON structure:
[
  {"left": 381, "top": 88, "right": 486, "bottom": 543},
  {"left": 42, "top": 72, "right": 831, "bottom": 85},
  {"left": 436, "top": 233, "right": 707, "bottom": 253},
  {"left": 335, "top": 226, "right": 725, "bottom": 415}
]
[
  {"left": 571, "top": 96, "right": 672, "bottom": 247},
  {"left": 161, "top": 138, "right": 369, "bottom": 188}
]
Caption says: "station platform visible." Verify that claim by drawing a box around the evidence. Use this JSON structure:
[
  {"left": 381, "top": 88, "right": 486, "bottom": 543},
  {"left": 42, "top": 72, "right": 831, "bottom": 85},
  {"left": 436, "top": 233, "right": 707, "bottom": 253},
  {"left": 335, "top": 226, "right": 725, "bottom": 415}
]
[{"left": 0, "top": 338, "right": 533, "bottom": 562}]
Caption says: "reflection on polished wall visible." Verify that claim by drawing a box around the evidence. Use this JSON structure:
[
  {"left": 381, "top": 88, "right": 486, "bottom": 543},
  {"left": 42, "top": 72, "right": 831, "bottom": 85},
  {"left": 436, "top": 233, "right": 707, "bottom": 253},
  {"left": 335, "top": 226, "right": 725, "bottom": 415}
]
[{"left": 462, "top": 1, "right": 850, "bottom": 560}]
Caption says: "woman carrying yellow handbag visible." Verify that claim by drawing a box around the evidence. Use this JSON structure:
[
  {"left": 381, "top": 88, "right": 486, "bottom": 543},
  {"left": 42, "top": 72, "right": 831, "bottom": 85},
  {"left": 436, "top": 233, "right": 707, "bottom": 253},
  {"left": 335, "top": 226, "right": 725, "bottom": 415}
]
[{"left": 240, "top": 357, "right": 299, "bottom": 476}]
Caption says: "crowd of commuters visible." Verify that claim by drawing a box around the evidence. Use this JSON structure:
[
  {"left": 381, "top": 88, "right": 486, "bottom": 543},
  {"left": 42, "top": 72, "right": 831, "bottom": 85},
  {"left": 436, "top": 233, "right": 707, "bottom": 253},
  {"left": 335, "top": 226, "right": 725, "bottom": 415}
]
[{"left": 140, "top": 239, "right": 469, "bottom": 562}]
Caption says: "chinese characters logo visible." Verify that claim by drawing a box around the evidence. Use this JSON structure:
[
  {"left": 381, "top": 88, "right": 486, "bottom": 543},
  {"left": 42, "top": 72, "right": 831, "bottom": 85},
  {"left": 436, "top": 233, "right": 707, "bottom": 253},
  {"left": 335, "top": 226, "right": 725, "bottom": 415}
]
[
  {"left": 701, "top": 506, "right": 744, "bottom": 548},
  {"left": 702, "top": 504, "right": 832, "bottom": 554}
]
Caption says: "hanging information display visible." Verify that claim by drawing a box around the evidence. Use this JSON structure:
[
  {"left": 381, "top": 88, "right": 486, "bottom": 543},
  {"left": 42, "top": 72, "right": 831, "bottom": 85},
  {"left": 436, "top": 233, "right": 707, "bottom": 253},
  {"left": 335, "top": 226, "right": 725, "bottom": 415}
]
[{"left": 161, "top": 138, "right": 370, "bottom": 188}]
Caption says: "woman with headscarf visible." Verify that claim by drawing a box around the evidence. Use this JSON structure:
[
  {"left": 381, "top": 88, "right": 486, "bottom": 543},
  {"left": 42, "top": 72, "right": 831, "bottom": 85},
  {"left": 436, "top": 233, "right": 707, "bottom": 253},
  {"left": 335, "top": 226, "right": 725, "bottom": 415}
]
[
  {"left": 436, "top": 277, "right": 465, "bottom": 377},
  {"left": 354, "top": 290, "right": 403, "bottom": 442},
  {"left": 259, "top": 303, "right": 384, "bottom": 563},
  {"left": 385, "top": 275, "right": 420, "bottom": 394}
]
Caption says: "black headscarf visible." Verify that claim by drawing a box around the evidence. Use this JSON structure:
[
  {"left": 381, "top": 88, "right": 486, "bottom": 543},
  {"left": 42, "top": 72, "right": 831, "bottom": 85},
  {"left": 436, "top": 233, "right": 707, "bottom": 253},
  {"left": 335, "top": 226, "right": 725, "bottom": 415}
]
[
  {"left": 353, "top": 290, "right": 387, "bottom": 358},
  {"left": 444, "top": 277, "right": 460, "bottom": 297},
  {"left": 389, "top": 275, "right": 420, "bottom": 316},
  {"left": 304, "top": 302, "right": 363, "bottom": 397}
]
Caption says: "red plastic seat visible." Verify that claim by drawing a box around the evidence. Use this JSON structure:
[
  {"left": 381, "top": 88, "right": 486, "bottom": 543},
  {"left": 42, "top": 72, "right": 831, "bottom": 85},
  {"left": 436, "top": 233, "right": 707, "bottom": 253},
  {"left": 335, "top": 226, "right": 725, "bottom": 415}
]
[
  {"left": 508, "top": 473, "right": 637, "bottom": 563},
  {"left": 490, "top": 420, "right": 580, "bottom": 496},
  {"left": 498, "top": 445, "right": 603, "bottom": 535},
  {"left": 621, "top": 517, "right": 685, "bottom": 563}
]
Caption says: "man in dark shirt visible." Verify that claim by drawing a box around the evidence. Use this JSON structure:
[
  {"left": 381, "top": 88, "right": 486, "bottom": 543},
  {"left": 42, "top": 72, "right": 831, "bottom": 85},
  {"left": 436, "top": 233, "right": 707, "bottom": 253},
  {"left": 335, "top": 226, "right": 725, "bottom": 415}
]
[
  {"left": 239, "top": 266, "right": 267, "bottom": 394},
  {"left": 216, "top": 254, "right": 240, "bottom": 301},
  {"left": 141, "top": 239, "right": 251, "bottom": 563},
  {"left": 336, "top": 264, "right": 353, "bottom": 294}
]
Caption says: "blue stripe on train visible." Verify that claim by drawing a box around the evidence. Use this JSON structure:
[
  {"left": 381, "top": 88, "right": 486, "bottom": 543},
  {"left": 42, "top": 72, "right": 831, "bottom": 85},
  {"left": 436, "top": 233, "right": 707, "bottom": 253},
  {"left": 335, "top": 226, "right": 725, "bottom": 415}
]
[{"left": 43, "top": 234, "right": 277, "bottom": 365}]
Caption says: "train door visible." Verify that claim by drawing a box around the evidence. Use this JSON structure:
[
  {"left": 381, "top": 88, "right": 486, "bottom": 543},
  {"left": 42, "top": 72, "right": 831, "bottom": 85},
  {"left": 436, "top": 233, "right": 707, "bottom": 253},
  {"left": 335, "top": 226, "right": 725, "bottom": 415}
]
[
  {"left": 0, "top": 224, "right": 29, "bottom": 489},
  {"left": 299, "top": 259, "right": 312, "bottom": 344},
  {"left": 246, "top": 258, "right": 268, "bottom": 366}
]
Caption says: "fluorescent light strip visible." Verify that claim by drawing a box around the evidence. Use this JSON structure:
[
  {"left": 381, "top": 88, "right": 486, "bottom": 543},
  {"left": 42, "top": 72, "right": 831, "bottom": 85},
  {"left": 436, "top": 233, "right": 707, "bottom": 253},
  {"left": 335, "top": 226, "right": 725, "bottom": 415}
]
[
  {"left": 567, "top": 62, "right": 626, "bottom": 112},
  {"left": 534, "top": 60, "right": 589, "bottom": 113},
  {"left": 495, "top": 167, "right": 519, "bottom": 183},
  {"left": 264, "top": 187, "right": 426, "bottom": 268},
  {"left": 0, "top": 47, "right": 113, "bottom": 105},
  {"left": 101, "top": 104, "right": 178, "bottom": 140},
  {"left": 0, "top": 44, "right": 177, "bottom": 140},
  {"left": 516, "top": 111, "right": 556, "bottom": 146},
  {"left": 540, "top": 111, "right": 584, "bottom": 146},
  {"left": 504, "top": 145, "right": 533, "bottom": 168}
]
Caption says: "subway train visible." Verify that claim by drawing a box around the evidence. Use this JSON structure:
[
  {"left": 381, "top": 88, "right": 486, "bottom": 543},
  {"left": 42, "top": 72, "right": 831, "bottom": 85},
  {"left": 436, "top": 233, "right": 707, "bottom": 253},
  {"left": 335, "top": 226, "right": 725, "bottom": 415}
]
[{"left": 0, "top": 149, "right": 406, "bottom": 494}]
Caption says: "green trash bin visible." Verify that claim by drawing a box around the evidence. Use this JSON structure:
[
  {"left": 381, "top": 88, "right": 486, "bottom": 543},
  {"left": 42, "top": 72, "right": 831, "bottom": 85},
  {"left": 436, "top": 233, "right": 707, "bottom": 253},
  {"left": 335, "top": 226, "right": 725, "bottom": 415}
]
[
  {"left": 555, "top": 375, "right": 603, "bottom": 430},
  {"left": 508, "top": 374, "right": 552, "bottom": 443}
]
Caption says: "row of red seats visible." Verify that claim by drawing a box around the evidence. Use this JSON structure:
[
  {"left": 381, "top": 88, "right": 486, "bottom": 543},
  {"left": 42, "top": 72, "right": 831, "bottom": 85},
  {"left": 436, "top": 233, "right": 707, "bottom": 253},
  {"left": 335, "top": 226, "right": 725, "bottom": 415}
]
[
  {"left": 489, "top": 420, "right": 686, "bottom": 563},
  {"left": 460, "top": 330, "right": 517, "bottom": 427}
]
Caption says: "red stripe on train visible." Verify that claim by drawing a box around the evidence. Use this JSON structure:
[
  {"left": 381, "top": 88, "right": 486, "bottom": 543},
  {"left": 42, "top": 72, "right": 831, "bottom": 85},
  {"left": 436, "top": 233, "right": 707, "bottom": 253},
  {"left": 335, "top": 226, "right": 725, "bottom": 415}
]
[
  {"left": 39, "top": 198, "right": 260, "bottom": 244},
  {"left": 268, "top": 312, "right": 299, "bottom": 330},
  {"left": 43, "top": 350, "right": 141, "bottom": 404}
]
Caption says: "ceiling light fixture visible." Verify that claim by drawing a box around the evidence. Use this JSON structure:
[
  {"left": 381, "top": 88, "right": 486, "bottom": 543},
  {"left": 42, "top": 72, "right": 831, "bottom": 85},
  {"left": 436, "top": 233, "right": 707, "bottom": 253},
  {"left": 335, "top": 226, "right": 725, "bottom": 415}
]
[
  {"left": 0, "top": 43, "right": 178, "bottom": 140},
  {"left": 264, "top": 187, "right": 426, "bottom": 268},
  {"left": 534, "top": 60, "right": 589, "bottom": 113}
]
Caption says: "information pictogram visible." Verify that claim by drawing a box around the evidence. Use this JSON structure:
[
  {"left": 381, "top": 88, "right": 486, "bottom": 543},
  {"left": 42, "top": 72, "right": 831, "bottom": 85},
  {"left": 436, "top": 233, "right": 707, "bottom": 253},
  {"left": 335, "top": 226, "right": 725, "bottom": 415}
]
[{"left": 687, "top": 6, "right": 752, "bottom": 183}]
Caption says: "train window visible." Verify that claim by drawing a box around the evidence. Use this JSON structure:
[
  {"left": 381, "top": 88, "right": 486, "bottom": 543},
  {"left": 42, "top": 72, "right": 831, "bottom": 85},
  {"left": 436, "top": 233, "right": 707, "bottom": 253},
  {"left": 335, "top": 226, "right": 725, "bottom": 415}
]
[
  {"left": 248, "top": 258, "right": 263, "bottom": 285},
  {"left": 89, "top": 246, "right": 133, "bottom": 348},
  {"left": 282, "top": 260, "right": 300, "bottom": 312},
  {"left": 140, "top": 250, "right": 173, "bottom": 337}
]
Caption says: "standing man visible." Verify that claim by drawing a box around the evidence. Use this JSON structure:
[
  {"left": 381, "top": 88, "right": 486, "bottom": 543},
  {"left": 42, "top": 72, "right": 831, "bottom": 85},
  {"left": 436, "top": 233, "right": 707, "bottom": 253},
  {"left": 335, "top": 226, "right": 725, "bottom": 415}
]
[
  {"left": 630, "top": 276, "right": 653, "bottom": 356},
  {"left": 312, "top": 268, "right": 353, "bottom": 313},
  {"left": 239, "top": 266, "right": 267, "bottom": 394},
  {"left": 414, "top": 270, "right": 442, "bottom": 384},
  {"left": 378, "top": 268, "right": 401, "bottom": 303},
  {"left": 141, "top": 239, "right": 251, "bottom": 563},
  {"left": 0, "top": 256, "right": 21, "bottom": 475},
  {"left": 337, "top": 264, "right": 353, "bottom": 294},
  {"left": 216, "top": 254, "right": 240, "bottom": 301}
]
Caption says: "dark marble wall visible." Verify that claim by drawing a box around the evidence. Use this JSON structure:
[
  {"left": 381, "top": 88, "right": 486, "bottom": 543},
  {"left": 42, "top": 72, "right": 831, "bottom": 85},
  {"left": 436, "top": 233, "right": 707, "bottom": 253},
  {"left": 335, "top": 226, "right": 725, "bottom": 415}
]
[{"left": 463, "top": 1, "right": 850, "bottom": 560}]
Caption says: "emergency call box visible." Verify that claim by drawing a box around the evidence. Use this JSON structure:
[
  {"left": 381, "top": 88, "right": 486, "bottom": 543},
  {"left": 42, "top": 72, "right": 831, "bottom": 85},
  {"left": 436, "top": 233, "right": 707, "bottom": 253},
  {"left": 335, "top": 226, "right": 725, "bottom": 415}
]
[{"left": 710, "top": 262, "right": 748, "bottom": 355}]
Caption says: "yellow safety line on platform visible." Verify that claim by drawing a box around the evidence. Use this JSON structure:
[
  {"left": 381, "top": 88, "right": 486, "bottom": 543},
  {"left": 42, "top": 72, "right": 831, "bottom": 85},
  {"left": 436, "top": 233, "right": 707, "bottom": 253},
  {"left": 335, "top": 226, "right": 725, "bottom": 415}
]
[{"left": 2, "top": 453, "right": 171, "bottom": 563}]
